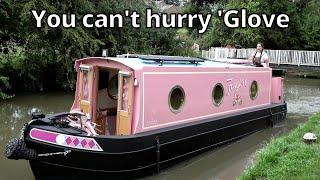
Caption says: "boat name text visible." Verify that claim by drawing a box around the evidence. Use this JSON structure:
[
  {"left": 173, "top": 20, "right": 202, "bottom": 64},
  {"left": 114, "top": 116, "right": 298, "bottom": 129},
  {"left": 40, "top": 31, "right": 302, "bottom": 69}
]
[{"left": 226, "top": 78, "right": 247, "bottom": 96}]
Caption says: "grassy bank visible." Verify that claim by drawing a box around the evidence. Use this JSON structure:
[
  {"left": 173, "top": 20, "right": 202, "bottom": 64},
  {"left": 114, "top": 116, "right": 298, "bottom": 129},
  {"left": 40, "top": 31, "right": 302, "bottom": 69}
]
[{"left": 239, "top": 113, "right": 320, "bottom": 180}]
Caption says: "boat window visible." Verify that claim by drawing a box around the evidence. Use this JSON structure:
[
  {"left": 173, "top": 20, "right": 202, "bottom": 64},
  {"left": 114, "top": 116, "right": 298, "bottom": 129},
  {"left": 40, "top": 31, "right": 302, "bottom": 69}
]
[
  {"left": 169, "top": 85, "right": 185, "bottom": 113},
  {"left": 250, "top": 81, "right": 258, "bottom": 100},
  {"left": 212, "top": 83, "right": 224, "bottom": 106},
  {"left": 108, "top": 74, "right": 118, "bottom": 100}
]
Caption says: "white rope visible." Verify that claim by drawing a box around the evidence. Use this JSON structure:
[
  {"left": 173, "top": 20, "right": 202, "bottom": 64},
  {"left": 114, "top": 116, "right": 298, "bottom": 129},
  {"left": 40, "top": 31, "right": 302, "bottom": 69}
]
[{"left": 38, "top": 150, "right": 72, "bottom": 157}]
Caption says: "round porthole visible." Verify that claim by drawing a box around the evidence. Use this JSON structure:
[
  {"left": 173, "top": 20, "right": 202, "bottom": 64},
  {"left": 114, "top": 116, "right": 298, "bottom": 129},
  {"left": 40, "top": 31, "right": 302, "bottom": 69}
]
[
  {"left": 108, "top": 75, "right": 118, "bottom": 100},
  {"left": 168, "top": 85, "right": 185, "bottom": 113},
  {"left": 250, "top": 81, "right": 258, "bottom": 100},
  {"left": 212, "top": 83, "right": 224, "bottom": 106}
]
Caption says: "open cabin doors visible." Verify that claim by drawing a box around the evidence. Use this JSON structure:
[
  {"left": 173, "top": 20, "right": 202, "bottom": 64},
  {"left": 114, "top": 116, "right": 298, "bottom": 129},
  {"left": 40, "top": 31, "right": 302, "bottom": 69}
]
[
  {"left": 78, "top": 65, "right": 94, "bottom": 118},
  {"left": 116, "top": 71, "right": 134, "bottom": 135},
  {"left": 77, "top": 65, "right": 133, "bottom": 136}
]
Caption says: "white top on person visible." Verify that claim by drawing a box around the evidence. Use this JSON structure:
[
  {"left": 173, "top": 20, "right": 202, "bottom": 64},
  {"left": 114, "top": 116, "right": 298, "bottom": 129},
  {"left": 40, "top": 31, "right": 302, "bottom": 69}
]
[{"left": 250, "top": 43, "right": 270, "bottom": 67}]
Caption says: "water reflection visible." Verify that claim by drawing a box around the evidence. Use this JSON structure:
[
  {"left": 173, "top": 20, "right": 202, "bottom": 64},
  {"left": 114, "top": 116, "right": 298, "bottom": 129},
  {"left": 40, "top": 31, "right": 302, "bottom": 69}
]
[
  {"left": 0, "top": 92, "right": 73, "bottom": 180},
  {"left": 0, "top": 77, "right": 319, "bottom": 180}
]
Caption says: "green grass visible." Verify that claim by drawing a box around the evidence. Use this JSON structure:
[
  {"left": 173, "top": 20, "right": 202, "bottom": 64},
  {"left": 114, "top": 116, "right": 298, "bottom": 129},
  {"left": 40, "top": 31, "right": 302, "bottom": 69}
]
[{"left": 239, "top": 113, "right": 320, "bottom": 180}]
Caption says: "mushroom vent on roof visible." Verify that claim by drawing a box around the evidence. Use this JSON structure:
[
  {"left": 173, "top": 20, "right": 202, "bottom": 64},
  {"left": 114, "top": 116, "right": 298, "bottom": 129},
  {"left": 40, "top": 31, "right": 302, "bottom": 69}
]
[{"left": 138, "top": 55, "right": 204, "bottom": 66}]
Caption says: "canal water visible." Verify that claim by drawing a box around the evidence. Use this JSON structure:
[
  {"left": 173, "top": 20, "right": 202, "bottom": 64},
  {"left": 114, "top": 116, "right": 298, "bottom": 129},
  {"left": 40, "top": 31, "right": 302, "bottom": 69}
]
[{"left": 0, "top": 77, "right": 319, "bottom": 180}]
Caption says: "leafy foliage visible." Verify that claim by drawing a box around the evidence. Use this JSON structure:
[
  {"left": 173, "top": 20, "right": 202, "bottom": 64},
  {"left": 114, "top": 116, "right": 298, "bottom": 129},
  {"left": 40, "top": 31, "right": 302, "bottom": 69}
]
[
  {"left": 185, "top": 0, "right": 320, "bottom": 50},
  {"left": 299, "top": 0, "right": 320, "bottom": 50},
  {"left": 0, "top": 0, "right": 189, "bottom": 98},
  {"left": 0, "top": 76, "right": 11, "bottom": 99},
  {"left": 0, "top": 0, "right": 319, "bottom": 99},
  {"left": 0, "top": 42, "right": 21, "bottom": 99}
]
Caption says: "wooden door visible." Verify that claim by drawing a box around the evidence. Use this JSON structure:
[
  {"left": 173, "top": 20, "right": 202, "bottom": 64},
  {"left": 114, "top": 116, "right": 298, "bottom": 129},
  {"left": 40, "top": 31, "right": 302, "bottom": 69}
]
[
  {"left": 78, "top": 65, "right": 93, "bottom": 118},
  {"left": 116, "top": 71, "right": 134, "bottom": 135}
]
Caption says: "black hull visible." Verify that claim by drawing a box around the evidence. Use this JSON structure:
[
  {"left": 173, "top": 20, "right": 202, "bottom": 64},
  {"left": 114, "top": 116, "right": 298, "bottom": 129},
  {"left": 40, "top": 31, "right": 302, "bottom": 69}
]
[{"left": 25, "top": 103, "right": 286, "bottom": 179}]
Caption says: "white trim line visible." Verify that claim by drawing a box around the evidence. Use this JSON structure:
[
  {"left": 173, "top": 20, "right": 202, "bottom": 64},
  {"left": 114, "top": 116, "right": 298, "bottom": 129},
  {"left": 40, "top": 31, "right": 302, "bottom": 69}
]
[
  {"left": 143, "top": 71, "right": 269, "bottom": 75},
  {"left": 142, "top": 73, "right": 145, "bottom": 130}
]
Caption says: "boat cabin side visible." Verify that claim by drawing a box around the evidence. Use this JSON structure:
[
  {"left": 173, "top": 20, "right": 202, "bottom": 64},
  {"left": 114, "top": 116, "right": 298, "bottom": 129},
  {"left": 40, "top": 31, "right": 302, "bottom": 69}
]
[
  {"left": 133, "top": 65, "right": 284, "bottom": 134},
  {"left": 70, "top": 57, "right": 285, "bottom": 136}
]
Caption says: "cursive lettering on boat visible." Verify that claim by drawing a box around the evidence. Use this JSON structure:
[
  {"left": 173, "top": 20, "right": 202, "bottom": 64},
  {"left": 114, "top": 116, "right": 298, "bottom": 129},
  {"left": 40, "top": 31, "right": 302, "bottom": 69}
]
[{"left": 226, "top": 78, "right": 247, "bottom": 96}]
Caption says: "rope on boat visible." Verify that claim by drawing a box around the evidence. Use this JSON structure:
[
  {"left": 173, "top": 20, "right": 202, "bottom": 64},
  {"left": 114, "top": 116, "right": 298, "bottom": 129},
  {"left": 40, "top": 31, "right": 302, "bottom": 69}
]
[
  {"left": 19, "top": 123, "right": 29, "bottom": 139},
  {"left": 155, "top": 137, "right": 160, "bottom": 174},
  {"left": 268, "top": 108, "right": 274, "bottom": 127},
  {"left": 38, "top": 150, "right": 72, "bottom": 157},
  {"left": 5, "top": 136, "right": 72, "bottom": 160}
]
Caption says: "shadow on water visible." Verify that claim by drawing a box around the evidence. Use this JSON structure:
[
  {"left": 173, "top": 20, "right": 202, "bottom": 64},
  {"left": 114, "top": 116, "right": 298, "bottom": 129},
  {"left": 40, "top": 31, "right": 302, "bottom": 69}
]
[{"left": 0, "top": 77, "right": 320, "bottom": 180}]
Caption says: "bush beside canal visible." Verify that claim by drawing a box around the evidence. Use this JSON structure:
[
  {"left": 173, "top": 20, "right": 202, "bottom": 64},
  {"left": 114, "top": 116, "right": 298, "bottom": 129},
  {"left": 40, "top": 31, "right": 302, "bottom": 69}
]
[{"left": 239, "top": 113, "right": 320, "bottom": 180}]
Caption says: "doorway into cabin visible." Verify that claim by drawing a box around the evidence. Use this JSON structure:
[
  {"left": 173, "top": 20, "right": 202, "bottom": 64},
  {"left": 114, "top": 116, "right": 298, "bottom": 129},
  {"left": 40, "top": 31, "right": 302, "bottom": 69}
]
[
  {"left": 95, "top": 67, "right": 134, "bottom": 136},
  {"left": 96, "top": 68, "right": 119, "bottom": 135}
]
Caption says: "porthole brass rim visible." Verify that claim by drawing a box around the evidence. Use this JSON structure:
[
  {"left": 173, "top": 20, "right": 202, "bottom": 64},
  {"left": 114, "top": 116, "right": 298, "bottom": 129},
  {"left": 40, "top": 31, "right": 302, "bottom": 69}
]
[
  {"left": 168, "top": 85, "right": 186, "bottom": 114},
  {"left": 250, "top": 80, "right": 259, "bottom": 100},
  {"left": 212, "top": 83, "right": 224, "bottom": 107}
]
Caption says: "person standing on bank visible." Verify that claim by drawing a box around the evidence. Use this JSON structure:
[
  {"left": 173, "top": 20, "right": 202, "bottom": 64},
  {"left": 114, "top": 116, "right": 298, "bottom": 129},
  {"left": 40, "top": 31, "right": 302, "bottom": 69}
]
[{"left": 250, "top": 43, "right": 270, "bottom": 67}]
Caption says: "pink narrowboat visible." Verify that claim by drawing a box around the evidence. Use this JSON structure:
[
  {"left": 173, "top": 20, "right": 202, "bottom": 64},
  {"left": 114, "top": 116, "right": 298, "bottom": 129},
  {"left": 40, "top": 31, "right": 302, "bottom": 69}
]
[{"left": 5, "top": 55, "right": 286, "bottom": 179}]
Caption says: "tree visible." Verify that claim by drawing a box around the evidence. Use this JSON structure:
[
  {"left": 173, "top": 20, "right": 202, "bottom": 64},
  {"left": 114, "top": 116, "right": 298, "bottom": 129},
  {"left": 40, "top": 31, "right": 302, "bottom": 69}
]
[
  {"left": 299, "top": 0, "right": 320, "bottom": 50},
  {"left": 0, "top": 0, "right": 182, "bottom": 95},
  {"left": 184, "top": 0, "right": 317, "bottom": 50}
]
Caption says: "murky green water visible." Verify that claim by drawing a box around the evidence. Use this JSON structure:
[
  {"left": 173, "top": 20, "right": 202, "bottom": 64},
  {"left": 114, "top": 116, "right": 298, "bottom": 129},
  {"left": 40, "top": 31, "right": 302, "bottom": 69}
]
[
  {"left": 0, "top": 92, "right": 74, "bottom": 180},
  {"left": 1, "top": 77, "right": 320, "bottom": 180}
]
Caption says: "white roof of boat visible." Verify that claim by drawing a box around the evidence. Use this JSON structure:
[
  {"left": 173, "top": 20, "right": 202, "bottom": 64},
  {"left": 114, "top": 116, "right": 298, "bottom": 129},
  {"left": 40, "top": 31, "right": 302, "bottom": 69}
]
[{"left": 106, "top": 57, "right": 257, "bottom": 70}]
